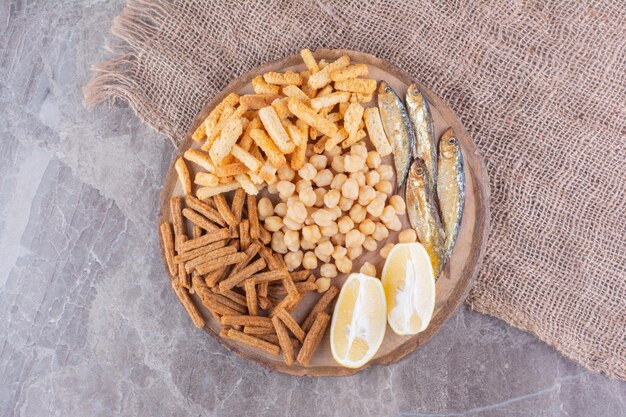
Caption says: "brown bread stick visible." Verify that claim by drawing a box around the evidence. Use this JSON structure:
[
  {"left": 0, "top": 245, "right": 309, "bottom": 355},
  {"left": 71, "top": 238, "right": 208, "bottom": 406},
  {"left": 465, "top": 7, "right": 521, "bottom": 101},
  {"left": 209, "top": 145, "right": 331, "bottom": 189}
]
[
  {"left": 179, "top": 228, "right": 230, "bottom": 252},
  {"left": 272, "top": 315, "right": 295, "bottom": 365},
  {"left": 301, "top": 285, "right": 339, "bottom": 332},
  {"left": 182, "top": 208, "right": 220, "bottom": 232},
  {"left": 171, "top": 280, "right": 205, "bottom": 329},
  {"left": 160, "top": 222, "right": 177, "bottom": 276},
  {"left": 224, "top": 329, "right": 280, "bottom": 356},
  {"left": 297, "top": 312, "right": 330, "bottom": 366},
  {"left": 185, "top": 195, "right": 226, "bottom": 226}
]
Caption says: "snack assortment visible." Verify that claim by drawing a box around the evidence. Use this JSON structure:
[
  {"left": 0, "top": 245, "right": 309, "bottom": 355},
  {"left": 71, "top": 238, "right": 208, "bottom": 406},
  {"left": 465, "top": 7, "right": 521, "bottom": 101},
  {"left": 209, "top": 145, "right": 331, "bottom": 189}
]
[{"left": 160, "top": 49, "right": 465, "bottom": 369}]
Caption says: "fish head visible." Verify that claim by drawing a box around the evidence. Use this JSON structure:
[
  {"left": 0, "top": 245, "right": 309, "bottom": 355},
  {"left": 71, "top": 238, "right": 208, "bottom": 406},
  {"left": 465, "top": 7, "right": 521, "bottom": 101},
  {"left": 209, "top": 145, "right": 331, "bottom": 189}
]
[
  {"left": 378, "top": 81, "right": 400, "bottom": 113},
  {"left": 378, "top": 81, "right": 394, "bottom": 96},
  {"left": 439, "top": 132, "right": 461, "bottom": 159},
  {"left": 406, "top": 83, "right": 426, "bottom": 108},
  {"left": 408, "top": 158, "right": 427, "bottom": 186}
]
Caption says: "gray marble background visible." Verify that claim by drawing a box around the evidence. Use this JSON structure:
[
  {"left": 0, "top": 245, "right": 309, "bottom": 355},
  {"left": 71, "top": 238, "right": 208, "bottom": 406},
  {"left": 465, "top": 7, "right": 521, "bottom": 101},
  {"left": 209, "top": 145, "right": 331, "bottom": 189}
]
[{"left": 1, "top": 1, "right": 624, "bottom": 416}]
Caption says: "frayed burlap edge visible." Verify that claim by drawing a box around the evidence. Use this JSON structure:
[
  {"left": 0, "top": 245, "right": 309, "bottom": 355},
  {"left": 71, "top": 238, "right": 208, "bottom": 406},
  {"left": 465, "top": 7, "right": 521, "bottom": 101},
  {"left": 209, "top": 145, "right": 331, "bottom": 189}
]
[{"left": 83, "top": 0, "right": 179, "bottom": 146}]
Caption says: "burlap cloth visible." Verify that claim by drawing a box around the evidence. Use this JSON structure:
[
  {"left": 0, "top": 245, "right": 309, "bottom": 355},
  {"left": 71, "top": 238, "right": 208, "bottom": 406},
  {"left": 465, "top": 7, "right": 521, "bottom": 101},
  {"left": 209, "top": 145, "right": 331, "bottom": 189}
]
[{"left": 84, "top": 0, "right": 626, "bottom": 380}]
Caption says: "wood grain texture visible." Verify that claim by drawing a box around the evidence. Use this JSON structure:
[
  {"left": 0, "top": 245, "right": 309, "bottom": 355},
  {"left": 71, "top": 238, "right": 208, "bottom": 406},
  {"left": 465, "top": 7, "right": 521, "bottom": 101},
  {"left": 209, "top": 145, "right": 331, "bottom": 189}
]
[{"left": 158, "top": 49, "right": 490, "bottom": 377}]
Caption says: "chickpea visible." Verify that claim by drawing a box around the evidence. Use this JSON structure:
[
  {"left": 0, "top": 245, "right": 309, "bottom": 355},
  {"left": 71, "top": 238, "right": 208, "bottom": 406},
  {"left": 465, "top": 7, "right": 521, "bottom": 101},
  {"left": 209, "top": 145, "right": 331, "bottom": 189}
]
[
  {"left": 299, "top": 187, "right": 317, "bottom": 207},
  {"left": 331, "top": 155, "right": 345, "bottom": 173},
  {"left": 315, "top": 277, "right": 332, "bottom": 293},
  {"left": 295, "top": 179, "right": 312, "bottom": 193},
  {"left": 271, "top": 231, "right": 288, "bottom": 254},
  {"left": 277, "top": 165, "right": 296, "bottom": 181},
  {"left": 366, "top": 150, "right": 382, "bottom": 169},
  {"left": 332, "top": 245, "right": 348, "bottom": 260},
  {"left": 331, "top": 233, "right": 346, "bottom": 246},
  {"left": 360, "top": 261, "right": 377, "bottom": 277},
  {"left": 338, "top": 196, "right": 354, "bottom": 211},
  {"left": 324, "top": 189, "right": 341, "bottom": 208},
  {"left": 282, "top": 215, "right": 304, "bottom": 231},
  {"left": 286, "top": 195, "right": 300, "bottom": 206},
  {"left": 321, "top": 221, "right": 338, "bottom": 237},
  {"left": 363, "top": 236, "right": 377, "bottom": 252},
  {"left": 358, "top": 186, "right": 377, "bottom": 206},
  {"left": 341, "top": 178, "right": 359, "bottom": 200},
  {"left": 287, "top": 200, "right": 307, "bottom": 223},
  {"left": 349, "top": 204, "right": 367, "bottom": 223},
  {"left": 301, "top": 240, "right": 316, "bottom": 250},
  {"left": 366, "top": 198, "right": 385, "bottom": 218},
  {"left": 314, "top": 240, "right": 334, "bottom": 259},
  {"left": 311, "top": 209, "right": 333, "bottom": 227},
  {"left": 365, "top": 170, "right": 380, "bottom": 187},
  {"left": 257, "top": 197, "right": 274, "bottom": 221},
  {"left": 372, "top": 222, "right": 389, "bottom": 241},
  {"left": 274, "top": 202, "right": 288, "bottom": 217},
  {"left": 380, "top": 205, "right": 396, "bottom": 224},
  {"left": 284, "top": 229, "right": 301, "bottom": 251},
  {"left": 267, "top": 182, "right": 279, "bottom": 194},
  {"left": 358, "top": 219, "right": 376, "bottom": 235},
  {"left": 335, "top": 257, "right": 353, "bottom": 274},
  {"left": 264, "top": 216, "right": 283, "bottom": 232},
  {"left": 314, "top": 188, "right": 326, "bottom": 207},
  {"left": 302, "top": 251, "right": 318, "bottom": 270},
  {"left": 320, "top": 263, "right": 338, "bottom": 278},
  {"left": 344, "top": 155, "right": 365, "bottom": 173},
  {"left": 314, "top": 169, "right": 333, "bottom": 187},
  {"left": 345, "top": 229, "right": 365, "bottom": 248},
  {"left": 380, "top": 242, "right": 395, "bottom": 259},
  {"left": 398, "top": 228, "right": 417, "bottom": 243},
  {"left": 347, "top": 245, "right": 363, "bottom": 260},
  {"left": 317, "top": 253, "right": 331, "bottom": 264},
  {"left": 330, "top": 173, "right": 348, "bottom": 190},
  {"left": 375, "top": 180, "right": 393, "bottom": 195},
  {"left": 329, "top": 205, "right": 342, "bottom": 220},
  {"left": 337, "top": 216, "right": 354, "bottom": 234},
  {"left": 385, "top": 215, "right": 402, "bottom": 231},
  {"left": 302, "top": 224, "right": 322, "bottom": 244},
  {"left": 284, "top": 250, "right": 303, "bottom": 271},
  {"left": 377, "top": 164, "right": 394, "bottom": 180},
  {"left": 277, "top": 180, "right": 296, "bottom": 201},
  {"left": 389, "top": 195, "right": 407, "bottom": 215},
  {"left": 298, "top": 163, "right": 317, "bottom": 180},
  {"left": 309, "top": 154, "right": 328, "bottom": 170},
  {"left": 350, "top": 143, "right": 368, "bottom": 159},
  {"left": 350, "top": 171, "right": 366, "bottom": 187}
]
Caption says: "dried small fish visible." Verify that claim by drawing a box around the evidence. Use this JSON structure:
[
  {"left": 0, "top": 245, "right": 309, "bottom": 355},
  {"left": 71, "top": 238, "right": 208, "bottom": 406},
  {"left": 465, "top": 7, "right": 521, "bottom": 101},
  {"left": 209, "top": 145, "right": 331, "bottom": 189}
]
[
  {"left": 377, "top": 81, "right": 414, "bottom": 189},
  {"left": 437, "top": 128, "right": 465, "bottom": 260},
  {"left": 406, "top": 83, "right": 437, "bottom": 191},
  {"left": 406, "top": 158, "right": 445, "bottom": 278}
]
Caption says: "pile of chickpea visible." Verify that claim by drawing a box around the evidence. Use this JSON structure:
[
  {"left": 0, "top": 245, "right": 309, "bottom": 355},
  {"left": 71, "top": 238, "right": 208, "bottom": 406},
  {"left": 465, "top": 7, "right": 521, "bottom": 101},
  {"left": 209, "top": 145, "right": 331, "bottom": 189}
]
[{"left": 257, "top": 143, "right": 419, "bottom": 293}]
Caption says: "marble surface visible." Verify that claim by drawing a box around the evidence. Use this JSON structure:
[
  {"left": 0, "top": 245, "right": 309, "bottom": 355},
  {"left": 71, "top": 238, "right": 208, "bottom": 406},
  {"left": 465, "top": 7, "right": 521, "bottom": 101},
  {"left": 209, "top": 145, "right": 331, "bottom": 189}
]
[{"left": 1, "top": 1, "right": 624, "bottom": 416}]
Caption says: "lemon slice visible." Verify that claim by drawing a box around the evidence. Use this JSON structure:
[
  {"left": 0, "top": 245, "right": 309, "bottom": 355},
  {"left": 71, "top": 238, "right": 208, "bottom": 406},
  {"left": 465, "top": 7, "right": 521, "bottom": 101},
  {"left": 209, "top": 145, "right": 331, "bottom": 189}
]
[
  {"left": 330, "top": 273, "right": 387, "bottom": 368},
  {"left": 381, "top": 242, "right": 436, "bottom": 336}
]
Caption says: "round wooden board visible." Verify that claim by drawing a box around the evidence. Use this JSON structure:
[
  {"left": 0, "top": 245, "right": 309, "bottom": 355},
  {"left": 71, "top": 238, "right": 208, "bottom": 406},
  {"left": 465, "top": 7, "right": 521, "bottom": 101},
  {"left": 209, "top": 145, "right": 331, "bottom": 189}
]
[{"left": 158, "top": 49, "right": 490, "bottom": 377}]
